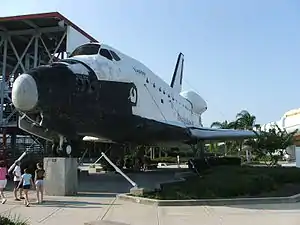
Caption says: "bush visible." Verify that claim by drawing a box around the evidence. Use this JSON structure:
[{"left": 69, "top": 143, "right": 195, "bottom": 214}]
[
  {"left": 150, "top": 157, "right": 178, "bottom": 164},
  {"left": 124, "top": 155, "right": 134, "bottom": 169},
  {"left": 239, "top": 166, "right": 300, "bottom": 184},
  {"left": 145, "top": 166, "right": 300, "bottom": 200},
  {"left": 100, "top": 159, "right": 114, "bottom": 171},
  {"left": 189, "top": 157, "right": 241, "bottom": 173},
  {"left": 0, "top": 215, "right": 28, "bottom": 225},
  {"left": 147, "top": 164, "right": 157, "bottom": 170}
]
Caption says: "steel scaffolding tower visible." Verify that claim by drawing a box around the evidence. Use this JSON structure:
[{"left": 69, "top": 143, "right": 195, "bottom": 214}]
[{"left": 0, "top": 12, "right": 97, "bottom": 161}]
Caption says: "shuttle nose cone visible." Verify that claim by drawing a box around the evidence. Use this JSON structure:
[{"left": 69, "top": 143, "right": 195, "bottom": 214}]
[{"left": 12, "top": 73, "right": 38, "bottom": 111}]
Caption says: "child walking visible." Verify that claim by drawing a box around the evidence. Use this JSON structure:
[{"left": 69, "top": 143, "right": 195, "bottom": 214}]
[
  {"left": 18, "top": 168, "right": 34, "bottom": 207},
  {"left": 0, "top": 160, "right": 7, "bottom": 204},
  {"left": 35, "top": 163, "right": 45, "bottom": 204}
]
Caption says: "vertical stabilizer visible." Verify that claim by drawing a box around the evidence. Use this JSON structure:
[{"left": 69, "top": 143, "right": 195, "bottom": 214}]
[{"left": 170, "top": 53, "right": 184, "bottom": 93}]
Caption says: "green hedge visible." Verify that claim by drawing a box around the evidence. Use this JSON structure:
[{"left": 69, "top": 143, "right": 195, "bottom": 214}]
[
  {"left": 146, "top": 166, "right": 300, "bottom": 200},
  {"left": 189, "top": 157, "right": 241, "bottom": 172}
]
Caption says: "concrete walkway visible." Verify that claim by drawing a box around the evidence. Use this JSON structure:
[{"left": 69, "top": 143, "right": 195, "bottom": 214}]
[
  {"left": 1, "top": 171, "right": 300, "bottom": 224},
  {"left": 1, "top": 191, "right": 300, "bottom": 225}
]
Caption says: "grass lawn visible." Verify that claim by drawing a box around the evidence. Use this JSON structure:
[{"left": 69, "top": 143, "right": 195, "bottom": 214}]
[{"left": 143, "top": 166, "right": 300, "bottom": 200}]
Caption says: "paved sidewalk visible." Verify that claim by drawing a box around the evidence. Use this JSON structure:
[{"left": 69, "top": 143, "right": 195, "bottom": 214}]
[
  {"left": 0, "top": 192, "right": 116, "bottom": 225},
  {"left": 1, "top": 191, "right": 300, "bottom": 225},
  {"left": 1, "top": 171, "right": 300, "bottom": 225}
]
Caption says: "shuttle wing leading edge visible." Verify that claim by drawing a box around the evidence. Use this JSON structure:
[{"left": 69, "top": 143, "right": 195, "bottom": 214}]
[{"left": 188, "top": 126, "right": 257, "bottom": 141}]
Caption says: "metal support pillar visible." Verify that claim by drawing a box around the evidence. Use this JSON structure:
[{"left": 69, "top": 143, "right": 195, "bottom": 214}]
[
  {"left": 0, "top": 37, "right": 7, "bottom": 127},
  {"left": 11, "top": 132, "right": 16, "bottom": 156},
  {"left": 34, "top": 34, "right": 39, "bottom": 67},
  {"left": 197, "top": 141, "right": 205, "bottom": 158},
  {"left": 25, "top": 54, "right": 30, "bottom": 70}
]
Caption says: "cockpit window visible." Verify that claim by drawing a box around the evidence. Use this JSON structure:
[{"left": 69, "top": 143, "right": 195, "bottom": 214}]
[
  {"left": 70, "top": 44, "right": 100, "bottom": 57},
  {"left": 99, "top": 48, "right": 113, "bottom": 61},
  {"left": 110, "top": 50, "right": 121, "bottom": 61}
]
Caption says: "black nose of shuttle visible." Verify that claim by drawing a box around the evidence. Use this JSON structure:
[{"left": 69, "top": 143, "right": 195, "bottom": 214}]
[
  {"left": 12, "top": 73, "right": 38, "bottom": 112},
  {"left": 12, "top": 59, "right": 97, "bottom": 113}
]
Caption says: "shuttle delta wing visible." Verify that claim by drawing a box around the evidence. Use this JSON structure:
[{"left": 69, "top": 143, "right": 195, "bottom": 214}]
[{"left": 187, "top": 127, "right": 257, "bottom": 141}]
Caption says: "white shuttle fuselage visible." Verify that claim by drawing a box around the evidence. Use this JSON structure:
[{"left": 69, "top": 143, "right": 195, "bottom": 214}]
[
  {"left": 11, "top": 42, "right": 255, "bottom": 156},
  {"left": 70, "top": 43, "right": 207, "bottom": 131}
]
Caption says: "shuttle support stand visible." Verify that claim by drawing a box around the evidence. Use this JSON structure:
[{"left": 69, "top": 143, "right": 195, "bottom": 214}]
[
  {"left": 43, "top": 157, "right": 78, "bottom": 196},
  {"left": 101, "top": 152, "right": 138, "bottom": 188},
  {"left": 8, "top": 151, "right": 28, "bottom": 173},
  {"left": 43, "top": 152, "right": 138, "bottom": 196},
  {"left": 99, "top": 152, "right": 144, "bottom": 196}
]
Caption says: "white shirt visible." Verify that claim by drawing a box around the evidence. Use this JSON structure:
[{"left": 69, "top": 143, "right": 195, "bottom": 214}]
[{"left": 13, "top": 165, "right": 21, "bottom": 181}]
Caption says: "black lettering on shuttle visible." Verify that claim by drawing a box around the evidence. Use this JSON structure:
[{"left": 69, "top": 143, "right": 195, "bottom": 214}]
[
  {"left": 133, "top": 67, "right": 146, "bottom": 76},
  {"left": 177, "top": 112, "right": 193, "bottom": 126}
]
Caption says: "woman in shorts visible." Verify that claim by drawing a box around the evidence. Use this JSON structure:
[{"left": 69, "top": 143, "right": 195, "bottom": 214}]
[
  {"left": 18, "top": 168, "right": 34, "bottom": 207},
  {"left": 35, "top": 162, "right": 45, "bottom": 204},
  {"left": 0, "top": 160, "right": 7, "bottom": 204}
]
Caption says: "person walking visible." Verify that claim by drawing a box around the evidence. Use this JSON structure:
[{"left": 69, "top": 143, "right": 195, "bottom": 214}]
[
  {"left": 34, "top": 162, "right": 45, "bottom": 204},
  {"left": 0, "top": 160, "right": 7, "bottom": 204},
  {"left": 18, "top": 168, "right": 34, "bottom": 207},
  {"left": 13, "top": 161, "right": 24, "bottom": 201}
]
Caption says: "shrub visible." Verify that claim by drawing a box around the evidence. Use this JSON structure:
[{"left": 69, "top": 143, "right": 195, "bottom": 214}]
[
  {"left": 124, "top": 156, "right": 134, "bottom": 169},
  {"left": 189, "top": 157, "right": 241, "bottom": 173},
  {"left": 0, "top": 215, "right": 28, "bottom": 225},
  {"left": 100, "top": 159, "right": 114, "bottom": 171},
  {"left": 147, "top": 164, "right": 157, "bottom": 170},
  {"left": 147, "top": 166, "right": 300, "bottom": 200}
]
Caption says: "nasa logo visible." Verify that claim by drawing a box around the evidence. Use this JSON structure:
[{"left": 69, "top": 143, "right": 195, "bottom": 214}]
[{"left": 129, "top": 86, "right": 138, "bottom": 106}]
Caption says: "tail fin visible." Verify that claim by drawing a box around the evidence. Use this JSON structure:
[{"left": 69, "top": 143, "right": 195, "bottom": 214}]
[{"left": 170, "top": 52, "right": 184, "bottom": 93}]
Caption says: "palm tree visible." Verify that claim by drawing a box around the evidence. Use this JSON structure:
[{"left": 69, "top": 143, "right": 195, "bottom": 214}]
[
  {"left": 210, "top": 120, "right": 237, "bottom": 155},
  {"left": 235, "top": 110, "right": 257, "bottom": 161},
  {"left": 211, "top": 120, "right": 237, "bottom": 129},
  {"left": 236, "top": 110, "right": 256, "bottom": 130}
]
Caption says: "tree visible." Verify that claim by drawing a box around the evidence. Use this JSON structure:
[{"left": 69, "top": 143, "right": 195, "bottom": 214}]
[
  {"left": 246, "top": 124, "right": 297, "bottom": 166},
  {"left": 210, "top": 120, "right": 237, "bottom": 155},
  {"left": 211, "top": 120, "right": 237, "bottom": 129},
  {"left": 208, "top": 141, "right": 219, "bottom": 155},
  {"left": 235, "top": 110, "right": 256, "bottom": 130},
  {"left": 235, "top": 110, "right": 257, "bottom": 160}
]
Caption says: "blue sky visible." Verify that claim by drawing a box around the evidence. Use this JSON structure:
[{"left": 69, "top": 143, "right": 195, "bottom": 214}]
[{"left": 1, "top": 0, "right": 299, "bottom": 126}]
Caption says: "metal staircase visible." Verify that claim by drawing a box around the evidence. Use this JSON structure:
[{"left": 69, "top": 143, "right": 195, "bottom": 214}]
[{"left": 0, "top": 134, "right": 46, "bottom": 158}]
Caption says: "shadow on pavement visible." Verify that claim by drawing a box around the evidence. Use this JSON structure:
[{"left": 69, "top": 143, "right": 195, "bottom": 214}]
[
  {"left": 226, "top": 202, "right": 300, "bottom": 211},
  {"left": 78, "top": 170, "right": 185, "bottom": 195},
  {"left": 77, "top": 192, "right": 117, "bottom": 198},
  {"left": 33, "top": 200, "right": 119, "bottom": 209}
]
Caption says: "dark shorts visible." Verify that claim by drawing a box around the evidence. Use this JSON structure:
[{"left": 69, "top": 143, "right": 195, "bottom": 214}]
[
  {"left": 23, "top": 185, "right": 30, "bottom": 190},
  {"left": 14, "top": 181, "right": 23, "bottom": 188}
]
